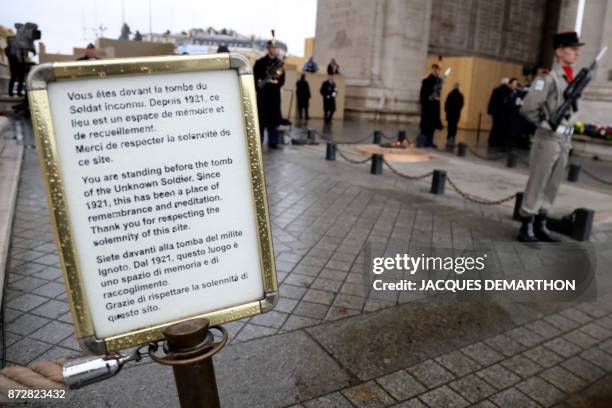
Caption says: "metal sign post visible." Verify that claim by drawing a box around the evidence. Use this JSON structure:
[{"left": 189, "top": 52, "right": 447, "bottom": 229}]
[
  {"left": 63, "top": 318, "right": 228, "bottom": 406},
  {"left": 149, "top": 318, "right": 227, "bottom": 408}
]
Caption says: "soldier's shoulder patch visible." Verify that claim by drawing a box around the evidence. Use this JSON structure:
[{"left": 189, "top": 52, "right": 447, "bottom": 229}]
[{"left": 533, "top": 79, "right": 545, "bottom": 91}]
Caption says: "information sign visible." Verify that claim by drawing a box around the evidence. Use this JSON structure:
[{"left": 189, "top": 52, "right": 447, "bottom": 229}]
[{"left": 27, "top": 54, "right": 277, "bottom": 353}]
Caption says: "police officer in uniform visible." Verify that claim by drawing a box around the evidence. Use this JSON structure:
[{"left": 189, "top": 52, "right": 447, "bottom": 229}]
[
  {"left": 517, "top": 32, "right": 584, "bottom": 242},
  {"left": 254, "top": 36, "right": 285, "bottom": 148}
]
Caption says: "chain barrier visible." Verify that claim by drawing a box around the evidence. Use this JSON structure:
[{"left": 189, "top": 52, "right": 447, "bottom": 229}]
[
  {"left": 327, "top": 140, "right": 520, "bottom": 207},
  {"left": 317, "top": 132, "right": 562, "bottom": 208},
  {"left": 446, "top": 177, "right": 517, "bottom": 205},
  {"left": 465, "top": 145, "right": 506, "bottom": 161},
  {"left": 335, "top": 146, "right": 372, "bottom": 164},
  {"left": 581, "top": 168, "right": 612, "bottom": 185},
  {"left": 311, "top": 129, "right": 399, "bottom": 144},
  {"left": 315, "top": 129, "right": 373, "bottom": 144},
  {"left": 290, "top": 128, "right": 309, "bottom": 138},
  {"left": 382, "top": 159, "right": 434, "bottom": 180},
  {"left": 517, "top": 155, "right": 612, "bottom": 186},
  {"left": 379, "top": 131, "right": 398, "bottom": 141}
]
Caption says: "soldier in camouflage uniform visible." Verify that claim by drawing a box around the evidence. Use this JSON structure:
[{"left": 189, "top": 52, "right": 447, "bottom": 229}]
[{"left": 518, "top": 32, "right": 584, "bottom": 242}]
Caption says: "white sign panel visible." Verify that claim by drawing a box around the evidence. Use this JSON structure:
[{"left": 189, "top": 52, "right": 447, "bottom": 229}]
[{"left": 46, "top": 69, "right": 265, "bottom": 339}]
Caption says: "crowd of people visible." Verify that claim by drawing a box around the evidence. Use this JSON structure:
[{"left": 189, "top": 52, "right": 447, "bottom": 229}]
[
  {"left": 1, "top": 25, "right": 595, "bottom": 246},
  {"left": 417, "top": 66, "right": 531, "bottom": 151},
  {"left": 302, "top": 56, "right": 340, "bottom": 75},
  {"left": 254, "top": 47, "right": 341, "bottom": 148},
  {"left": 416, "top": 30, "right": 588, "bottom": 243},
  {"left": 256, "top": 45, "right": 537, "bottom": 153},
  {"left": 418, "top": 63, "right": 470, "bottom": 149},
  {"left": 298, "top": 56, "right": 340, "bottom": 126}
]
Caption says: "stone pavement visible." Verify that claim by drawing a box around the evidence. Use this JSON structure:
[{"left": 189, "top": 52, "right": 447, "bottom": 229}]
[{"left": 2, "top": 119, "right": 612, "bottom": 407}]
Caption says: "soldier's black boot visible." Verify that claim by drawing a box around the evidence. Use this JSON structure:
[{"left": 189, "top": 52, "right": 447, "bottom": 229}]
[
  {"left": 534, "top": 212, "right": 561, "bottom": 242},
  {"left": 518, "top": 216, "right": 538, "bottom": 242}
]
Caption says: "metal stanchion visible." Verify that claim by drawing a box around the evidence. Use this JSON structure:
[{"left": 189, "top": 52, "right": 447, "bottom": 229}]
[
  {"left": 370, "top": 154, "right": 383, "bottom": 174},
  {"left": 326, "top": 143, "right": 336, "bottom": 161},
  {"left": 476, "top": 113, "right": 482, "bottom": 145},
  {"left": 431, "top": 170, "right": 446, "bottom": 194},
  {"left": 572, "top": 208, "right": 594, "bottom": 241},
  {"left": 457, "top": 143, "right": 467, "bottom": 157},
  {"left": 149, "top": 318, "right": 228, "bottom": 408},
  {"left": 568, "top": 163, "right": 581, "bottom": 182},
  {"left": 445, "top": 138, "right": 455, "bottom": 153},
  {"left": 373, "top": 130, "right": 382, "bottom": 144},
  {"left": 307, "top": 128, "right": 315, "bottom": 144},
  {"left": 507, "top": 150, "right": 518, "bottom": 168},
  {"left": 513, "top": 192, "right": 524, "bottom": 220}
]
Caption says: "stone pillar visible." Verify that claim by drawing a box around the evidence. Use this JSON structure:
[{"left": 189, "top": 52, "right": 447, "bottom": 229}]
[
  {"left": 594, "top": 0, "right": 612, "bottom": 83},
  {"left": 557, "top": 0, "right": 579, "bottom": 32},
  {"left": 314, "top": 0, "right": 432, "bottom": 122},
  {"left": 558, "top": 0, "right": 612, "bottom": 124}
]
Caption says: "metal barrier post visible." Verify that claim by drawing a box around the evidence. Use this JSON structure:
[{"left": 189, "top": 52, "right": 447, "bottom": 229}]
[
  {"left": 572, "top": 208, "right": 594, "bottom": 241},
  {"left": 370, "top": 154, "right": 383, "bottom": 174},
  {"left": 326, "top": 143, "right": 336, "bottom": 161},
  {"left": 507, "top": 150, "right": 518, "bottom": 168},
  {"left": 457, "top": 143, "right": 467, "bottom": 157},
  {"left": 307, "top": 128, "right": 316, "bottom": 144},
  {"left": 513, "top": 192, "right": 524, "bottom": 220},
  {"left": 476, "top": 113, "right": 482, "bottom": 145},
  {"left": 373, "top": 130, "right": 382, "bottom": 144},
  {"left": 568, "top": 164, "right": 581, "bottom": 182},
  {"left": 431, "top": 170, "right": 447, "bottom": 194}
]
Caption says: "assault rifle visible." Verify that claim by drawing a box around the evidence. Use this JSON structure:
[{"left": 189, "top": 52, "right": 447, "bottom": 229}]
[
  {"left": 429, "top": 67, "right": 452, "bottom": 101},
  {"left": 549, "top": 46, "right": 607, "bottom": 130}
]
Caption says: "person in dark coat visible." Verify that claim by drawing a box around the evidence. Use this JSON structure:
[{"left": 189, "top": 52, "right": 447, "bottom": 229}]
[
  {"left": 320, "top": 74, "right": 337, "bottom": 125},
  {"left": 444, "top": 82, "right": 464, "bottom": 145},
  {"left": 5, "top": 36, "right": 26, "bottom": 97},
  {"left": 504, "top": 78, "right": 521, "bottom": 150},
  {"left": 487, "top": 78, "right": 512, "bottom": 148},
  {"left": 419, "top": 64, "right": 443, "bottom": 148},
  {"left": 216, "top": 44, "right": 229, "bottom": 53},
  {"left": 296, "top": 74, "right": 311, "bottom": 122},
  {"left": 77, "top": 43, "right": 100, "bottom": 61},
  {"left": 254, "top": 39, "right": 285, "bottom": 148},
  {"left": 327, "top": 58, "right": 340, "bottom": 75}
]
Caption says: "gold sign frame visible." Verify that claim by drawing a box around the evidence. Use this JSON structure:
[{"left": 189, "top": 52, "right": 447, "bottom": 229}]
[{"left": 27, "top": 53, "right": 277, "bottom": 354}]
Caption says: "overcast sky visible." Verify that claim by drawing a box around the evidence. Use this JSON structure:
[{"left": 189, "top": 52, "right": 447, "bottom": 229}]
[{"left": 1, "top": 0, "right": 318, "bottom": 56}]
